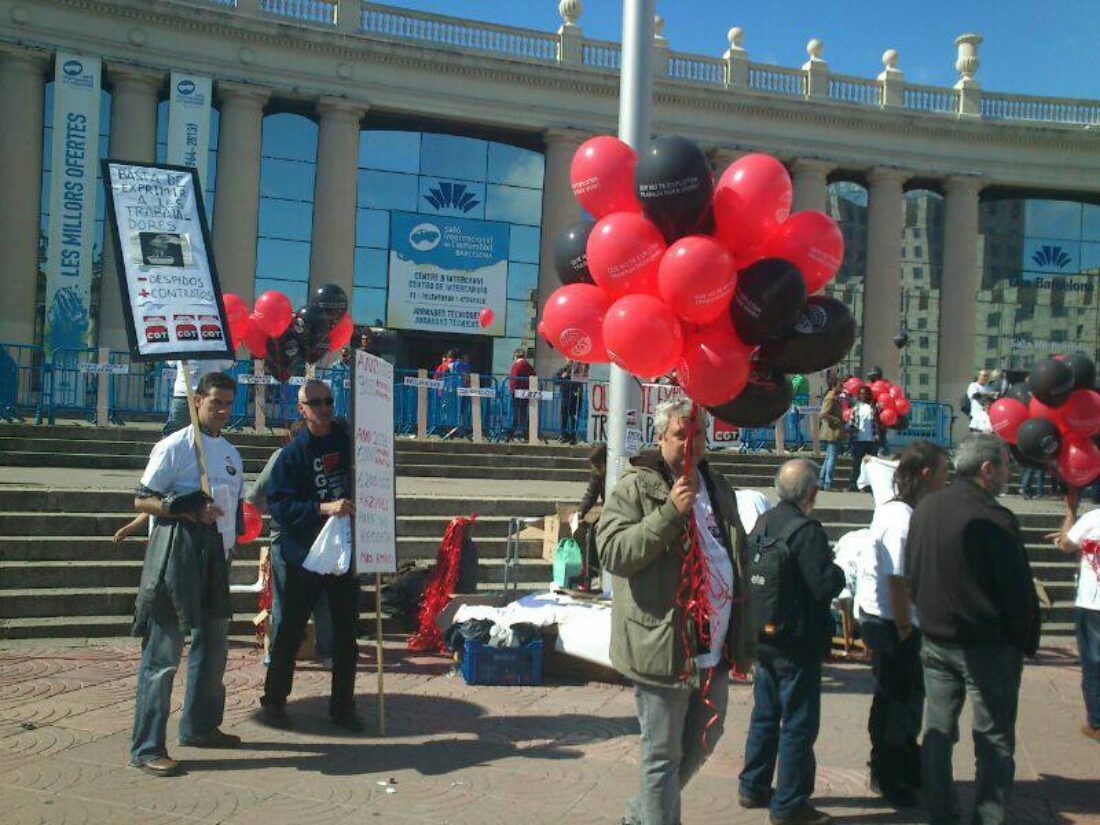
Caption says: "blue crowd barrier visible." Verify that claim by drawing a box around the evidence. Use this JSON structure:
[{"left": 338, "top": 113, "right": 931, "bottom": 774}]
[{"left": 0, "top": 342, "right": 45, "bottom": 423}]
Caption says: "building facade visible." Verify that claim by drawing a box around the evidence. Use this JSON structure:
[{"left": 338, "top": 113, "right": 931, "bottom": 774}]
[{"left": 1, "top": 0, "right": 1099, "bottom": 421}]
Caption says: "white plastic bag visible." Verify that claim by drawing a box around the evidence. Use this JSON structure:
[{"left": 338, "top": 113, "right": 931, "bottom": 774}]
[{"left": 303, "top": 515, "right": 352, "bottom": 575}]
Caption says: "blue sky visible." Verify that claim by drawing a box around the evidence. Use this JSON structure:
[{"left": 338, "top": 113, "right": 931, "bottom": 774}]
[{"left": 389, "top": 0, "right": 1100, "bottom": 99}]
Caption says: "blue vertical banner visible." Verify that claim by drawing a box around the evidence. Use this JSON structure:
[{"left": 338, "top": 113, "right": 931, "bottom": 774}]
[
  {"left": 166, "top": 72, "right": 212, "bottom": 188},
  {"left": 43, "top": 51, "right": 101, "bottom": 358}
]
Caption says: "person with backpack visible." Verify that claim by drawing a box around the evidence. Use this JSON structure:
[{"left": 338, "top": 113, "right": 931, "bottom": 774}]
[
  {"left": 739, "top": 458, "right": 846, "bottom": 825},
  {"left": 598, "top": 397, "right": 754, "bottom": 825}
]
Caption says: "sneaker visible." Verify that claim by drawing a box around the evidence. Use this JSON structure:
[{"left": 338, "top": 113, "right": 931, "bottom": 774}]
[
  {"left": 769, "top": 805, "right": 834, "bottom": 825},
  {"left": 179, "top": 728, "right": 242, "bottom": 749},
  {"left": 128, "top": 756, "right": 182, "bottom": 777},
  {"left": 1083, "top": 724, "right": 1100, "bottom": 742},
  {"left": 331, "top": 712, "right": 365, "bottom": 733},
  {"left": 259, "top": 702, "right": 292, "bottom": 730},
  {"left": 739, "top": 788, "right": 773, "bottom": 809}
]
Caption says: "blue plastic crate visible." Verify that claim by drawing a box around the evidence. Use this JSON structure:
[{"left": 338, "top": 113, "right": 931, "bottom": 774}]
[{"left": 461, "top": 638, "right": 544, "bottom": 686}]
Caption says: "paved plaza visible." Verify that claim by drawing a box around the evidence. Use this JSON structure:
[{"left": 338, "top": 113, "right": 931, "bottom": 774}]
[{"left": 0, "top": 637, "right": 1096, "bottom": 824}]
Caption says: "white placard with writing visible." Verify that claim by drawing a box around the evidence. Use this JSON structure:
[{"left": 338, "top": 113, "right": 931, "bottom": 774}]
[
  {"left": 102, "top": 161, "right": 232, "bottom": 361},
  {"left": 515, "top": 389, "right": 553, "bottom": 401},
  {"left": 456, "top": 386, "right": 495, "bottom": 398},
  {"left": 403, "top": 377, "right": 444, "bottom": 389},
  {"left": 354, "top": 350, "right": 397, "bottom": 574},
  {"left": 78, "top": 362, "right": 129, "bottom": 375}
]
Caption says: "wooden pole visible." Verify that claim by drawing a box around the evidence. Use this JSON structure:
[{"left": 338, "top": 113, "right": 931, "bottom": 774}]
[
  {"left": 527, "top": 375, "right": 539, "bottom": 445},
  {"left": 182, "top": 364, "right": 211, "bottom": 495},
  {"left": 416, "top": 368, "right": 428, "bottom": 439},
  {"left": 95, "top": 348, "right": 111, "bottom": 427},
  {"left": 375, "top": 572, "right": 386, "bottom": 736},
  {"left": 470, "top": 373, "right": 483, "bottom": 443},
  {"left": 254, "top": 358, "right": 267, "bottom": 433}
]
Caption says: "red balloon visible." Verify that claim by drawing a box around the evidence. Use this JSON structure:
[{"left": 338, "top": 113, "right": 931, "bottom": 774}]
[
  {"left": 870, "top": 380, "right": 890, "bottom": 396},
  {"left": 878, "top": 407, "right": 899, "bottom": 428},
  {"left": 894, "top": 397, "right": 912, "bottom": 417},
  {"left": 657, "top": 235, "right": 737, "bottom": 324},
  {"left": 888, "top": 385, "right": 906, "bottom": 401},
  {"left": 988, "top": 398, "right": 1029, "bottom": 444},
  {"left": 478, "top": 307, "right": 495, "bottom": 329},
  {"left": 675, "top": 320, "right": 753, "bottom": 406},
  {"left": 877, "top": 395, "right": 897, "bottom": 413},
  {"left": 586, "top": 212, "right": 666, "bottom": 298},
  {"left": 602, "top": 293, "right": 684, "bottom": 378},
  {"left": 842, "top": 407, "right": 852, "bottom": 423},
  {"left": 570, "top": 136, "right": 641, "bottom": 219},
  {"left": 253, "top": 290, "right": 293, "bottom": 337},
  {"left": 242, "top": 316, "right": 269, "bottom": 359},
  {"left": 329, "top": 312, "right": 354, "bottom": 351},
  {"left": 238, "top": 501, "right": 263, "bottom": 543},
  {"left": 758, "top": 210, "right": 843, "bottom": 294},
  {"left": 541, "top": 284, "right": 612, "bottom": 364},
  {"left": 843, "top": 377, "right": 863, "bottom": 395},
  {"left": 713, "top": 153, "right": 793, "bottom": 261},
  {"left": 1057, "top": 436, "right": 1100, "bottom": 488},
  {"left": 1028, "top": 395, "right": 1070, "bottom": 435},
  {"left": 1060, "top": 389, "right": 1100, "bottom": 438}
]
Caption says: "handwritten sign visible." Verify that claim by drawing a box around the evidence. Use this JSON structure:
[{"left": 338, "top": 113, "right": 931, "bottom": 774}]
[
  {"left": 354, "top": 351, "right": 396, "bottom": 575},
  {"left": 515, "top": 389, "right": 553, "bottom": 400},
  {"left": 236, "top": 373, "right": 279, "bottom": 386},
  {"left": 403, "top": 377, "right": 444, "bottom": 389},
  {"left": 78, "top": 363, "right": 129, "bottom": 375},
  {"left": 456, "top": 387, "right": 495, "bottom": 398}
]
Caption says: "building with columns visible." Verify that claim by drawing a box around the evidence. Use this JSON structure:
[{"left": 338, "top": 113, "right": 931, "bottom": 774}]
[{"left": 1, "top": 0, "right": 1099, "bottom": 426}]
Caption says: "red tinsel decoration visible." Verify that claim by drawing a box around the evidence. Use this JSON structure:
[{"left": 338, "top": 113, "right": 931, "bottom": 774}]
[
  {"left": 255, "top": 549, "right": 273, "bottom": 651},
  {"left": 1083, "top": 539, "right": 1100, "bottom": 582},
  {"left": 408, "top": 514, "right": 477, "bottom": 653}
]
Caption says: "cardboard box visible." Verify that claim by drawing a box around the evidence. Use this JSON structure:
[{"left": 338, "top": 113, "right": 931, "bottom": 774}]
[{"left": 542, "top": 504, "right": 580, "bottom": 561}]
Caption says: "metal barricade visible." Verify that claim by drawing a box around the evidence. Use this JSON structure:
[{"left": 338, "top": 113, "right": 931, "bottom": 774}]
[
  {"left": 885, "top": 400, "right": 953, "bottom": 449},
  {"left": 44, "top": 348, "right": 100, "bottom": 425},
  {"left": 0, "top": 342, "right": 45, "bottom": 423}
]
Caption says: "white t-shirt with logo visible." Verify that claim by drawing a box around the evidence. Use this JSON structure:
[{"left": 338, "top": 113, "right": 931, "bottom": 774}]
[
  {"left": 967, "top": 381, "right": 993, "bottom": 432},
  {"left": 693, "top": 480, "right": 735, "bottom": 669},
  {"left": 170, "top": 359, "right": 236, "bottom": 398},
  {"left": 140, "top": 427, "right": 245, "bottom": 555},
  {"left": 1066, "top": 509, "right": 1100, "bottom": 611},
  {"left": 855, "top": 500, "right": 918, "bottom": 625},
  {"left": 852, "top": 402, "right": 877, "bottom": 442}
]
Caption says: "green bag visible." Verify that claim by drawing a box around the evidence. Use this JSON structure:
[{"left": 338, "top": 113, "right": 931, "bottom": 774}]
[{"left": 552, "top": 538, "right": 583, "bottom": 589}]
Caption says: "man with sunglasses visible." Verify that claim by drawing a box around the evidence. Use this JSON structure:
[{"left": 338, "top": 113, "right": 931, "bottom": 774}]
[{"left": 260, "top": 379, "right": 363, "bottom": 732}]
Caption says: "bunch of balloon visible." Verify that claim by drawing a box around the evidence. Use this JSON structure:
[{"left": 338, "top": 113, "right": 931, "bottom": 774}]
[
  {"left": 540, "top": 134, "right": 852, "bottom": 427},
  {"left": 222, "top": 283, "right": 354, "bottom": 383},
  {"left": 990, "top": 354, "right": 1100, "bottom": 487},
  {"left": 839, "top": 375, "right": 913, "bottom": 431}
]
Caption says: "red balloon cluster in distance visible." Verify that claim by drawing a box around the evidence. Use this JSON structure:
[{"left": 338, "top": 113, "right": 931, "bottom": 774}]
[
  {"left": 222, "top": 282, "right": 353, "bottom": 383},
  {"left": 839, "top": 376, "right": 912, "bottom": 430},
  {"left": 989, "top": 354, "right": 1100, "bottom": 488},
  {"left": 544, "top": 134, "right": 851, "bottom": 426}
]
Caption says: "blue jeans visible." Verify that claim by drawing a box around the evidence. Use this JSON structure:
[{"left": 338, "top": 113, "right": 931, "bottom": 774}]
[
  {"left": 267, "top": 542, "right": 333, "bottom": 664},
  {"left": 740, "top": 653, "right": 823, "bottom": 818},
  {"left": 921, "top": 638, "right": 1022, "bottom": 825},
  {"left": 130, "top": 599, "right": 229, "bottom": 764},
  {"left": 162, "top": 397, "right": 190, "bottom": 436},
  {"left": 1076, "top": 608, "right": 1100, "bottom": 730},
  {"left": 1019, "top": 466, "right": 1045, "bottom": 497},
  {"left": 819, "top": 441, "right": 839, "bottom": 489}
]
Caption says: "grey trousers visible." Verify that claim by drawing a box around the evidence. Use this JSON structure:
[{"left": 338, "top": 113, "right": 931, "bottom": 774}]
[
  {"left": 625, "top": 666, "right": 729, "bottom": 825},
  {"left": 921, "top": 637, "right": 1023, "bottom": 825}
]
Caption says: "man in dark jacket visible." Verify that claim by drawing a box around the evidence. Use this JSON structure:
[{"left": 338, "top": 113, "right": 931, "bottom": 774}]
[
  {"left": 740, "top": 458, "right": 846, "bottom": 825},
  {"left": 259, "top": 379, "right": 362, "bottom": 732},
  {"left": 906, "top": 433, "right": 1041, "bottom": 825}
]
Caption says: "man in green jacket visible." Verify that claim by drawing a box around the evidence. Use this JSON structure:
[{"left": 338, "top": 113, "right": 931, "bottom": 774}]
[{"left": 598, "top": 397, "right": 755, "bottom": 825}]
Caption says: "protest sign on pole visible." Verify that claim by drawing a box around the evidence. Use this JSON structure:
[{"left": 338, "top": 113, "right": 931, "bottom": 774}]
[{"left": 101, "top": 160, "right": 232, "bottom": 362}]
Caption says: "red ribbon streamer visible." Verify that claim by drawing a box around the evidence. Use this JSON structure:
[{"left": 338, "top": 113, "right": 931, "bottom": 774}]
[{"left": 408, "top": 514, "right": 477, "bottom": 653}]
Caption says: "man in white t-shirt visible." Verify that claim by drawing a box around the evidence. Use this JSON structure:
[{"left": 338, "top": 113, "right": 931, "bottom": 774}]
[
  {"left": 1049, "top": 490, "right": 1100, "bottom": 741},
  {"left": 966, "top": 370, "right": 995, "bottom": 434},
  {"left": 129, "top": 371, "right": 246, "bottom": 777},
  {"left": 164, "top": 358, "right": 236, "bottom": 435}
]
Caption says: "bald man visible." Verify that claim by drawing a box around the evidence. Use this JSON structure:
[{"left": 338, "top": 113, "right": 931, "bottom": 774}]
[{"left": 259, "top": 379, "right": 363, "bottom": 732}]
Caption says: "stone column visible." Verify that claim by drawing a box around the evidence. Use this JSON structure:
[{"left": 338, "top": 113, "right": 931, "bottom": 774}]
[
  {"left": 98, "top": 64, "right": 163, "bottom": 351},
  {"left": 708, "top": 147, "right": 743, "bottom": 178},
  {"left": 939, "top": 175, "right": 983, "bottom": 443},
  {"left": 0, "top": 45, "right": 48, "bottom": 345},
  {"left": 803, "top": 39, "right": 828, "bottom": 98},
  {"left": 309, "top": 97, "right": 367, "bottom": 306},
  {"left": 535, "top": 127, "right": 587, "bottom": 378},
  {"left": 790, "top": 158, "right": 832, "bottom": 213},
  {"left": 212, "top": 81, "right": 269, "bottom": 302},
  {"left": 862, "top": 167, "right": 908, "bottom": 379}
]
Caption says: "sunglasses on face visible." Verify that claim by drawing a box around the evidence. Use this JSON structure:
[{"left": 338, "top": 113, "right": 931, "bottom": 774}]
[{"left": 303, "top": 397, "right": 335, "bottom": 408}]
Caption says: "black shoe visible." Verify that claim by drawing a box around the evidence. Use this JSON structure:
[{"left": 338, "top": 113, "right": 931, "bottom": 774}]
[
  {"left": 259, "top": 702, "right": 292, "bottom": 730},
  {"left": 331, "top": 712, "right": 365, "bottom": 733},
  {"left": 769, "top": 805, "right": 833, "bottom": 825},
  {"left": 739, "top": 788, "right": 773, "bottom": 809},
  {"left": 179, "top": 728, "right": 242, "bottom": 749}
]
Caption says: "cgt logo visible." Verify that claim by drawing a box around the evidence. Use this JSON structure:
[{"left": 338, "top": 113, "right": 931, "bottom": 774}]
[
  {"left": 408, "top": 222, "right": 441, "bottom": 252},
  {"left": 177, "top": 79, "right": 196, "bottom": 95},
  {"left": 62, "top": 59, "right": 84, "bottom": 77},
  {"left": 1031, "top": 245, "right": 1072, "bottom": 269}
]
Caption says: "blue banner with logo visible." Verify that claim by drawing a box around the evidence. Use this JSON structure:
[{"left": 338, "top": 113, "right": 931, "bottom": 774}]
[
  {"left": 386, "top": 211, "right": 508, "bottom": 336},
  {"left": 166, "top": 72, "right": 212, "bottom": 188},
  {"left": 43, "top": 51, "right": 101, "bottom": 358}
]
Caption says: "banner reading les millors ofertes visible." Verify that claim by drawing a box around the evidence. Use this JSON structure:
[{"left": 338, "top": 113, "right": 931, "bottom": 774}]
[{"left": 101, "top": 161, "right": 231, "bottom": 360}]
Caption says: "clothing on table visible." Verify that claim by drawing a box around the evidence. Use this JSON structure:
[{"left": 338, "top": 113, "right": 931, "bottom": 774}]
[{"left": 856, "top": 456, "right": 899, "bottom": 508}]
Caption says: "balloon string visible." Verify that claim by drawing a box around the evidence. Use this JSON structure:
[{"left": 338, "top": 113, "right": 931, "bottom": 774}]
[{"left": 408, "top": 514, "right": 477, "bottom": 653}]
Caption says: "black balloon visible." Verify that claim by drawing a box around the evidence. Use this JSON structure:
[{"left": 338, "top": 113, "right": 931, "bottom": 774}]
[
  {"left": 1009, "top": 444, "right": 1049, "bottom": 471},
  {"left": 729, "top": 258, "right": 807, "bottom": 345},
  {"left": 1016, "top": 417, "right": 1062, "bottom": 465},
  {"left": 892, "top": 331, "right": 909, "bottom": 349},
  {"left": 1006, "top": 381, "right": 1032, "bottom": 407},
  {"left": 1029, "top": 357, "right": 1075, "bottom": 408},
  {"left": 759, "top": 296, "right": 856, "bottom": 374},
  {"left": 1066, "top": 352, "right": 1097, "bottom": 390},
  {"left": 707, "top": 365, "right": 793, "bottom": 428},
  {"left": 634, "top": 135, "right": 714, "bottom": 243},
  {"left": 552, "top": 220, "right": 596, "bottom": 286},
  {"left": 294, "top": 304, "right": 331, "bottom": 365},
  {"left": 264, "top": 327, "right": 302, "bottom": 383},
  {"left": 310, "top": 283, "right": 348, "bottom": 324}
]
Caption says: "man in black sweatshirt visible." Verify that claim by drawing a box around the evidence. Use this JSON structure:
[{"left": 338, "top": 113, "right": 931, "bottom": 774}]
[
  {"left": 740, "top": 459, "right": 846, "bottom": 825},
  {"left": 259, "top": 379, "right": 362, "bottom": 732},
  {"left": 906, "top": 433, "right": 1040, "bottom": 825}
]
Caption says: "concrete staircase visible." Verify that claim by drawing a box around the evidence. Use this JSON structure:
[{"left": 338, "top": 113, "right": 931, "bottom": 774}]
[{"left": 0, "top": 423, "right": 1081, "bottom": 643}]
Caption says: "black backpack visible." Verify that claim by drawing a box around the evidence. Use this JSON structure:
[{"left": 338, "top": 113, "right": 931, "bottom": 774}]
[
  {"left": 959, "top": 390, "right": 972, "bottom": 417},
  {"left": 748, "top": 514, "right": 808, "bottom": 642}
]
